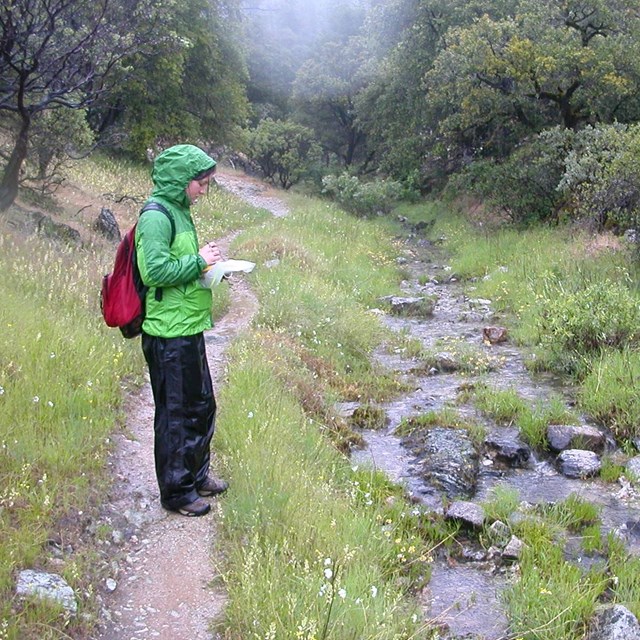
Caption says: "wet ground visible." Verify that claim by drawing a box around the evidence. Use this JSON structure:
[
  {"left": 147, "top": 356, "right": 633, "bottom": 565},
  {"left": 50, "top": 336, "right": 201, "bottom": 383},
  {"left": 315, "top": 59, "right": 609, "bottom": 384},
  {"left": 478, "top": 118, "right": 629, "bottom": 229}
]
[{"left": 351, "top": 238, "right": 640, "bottom": 639}]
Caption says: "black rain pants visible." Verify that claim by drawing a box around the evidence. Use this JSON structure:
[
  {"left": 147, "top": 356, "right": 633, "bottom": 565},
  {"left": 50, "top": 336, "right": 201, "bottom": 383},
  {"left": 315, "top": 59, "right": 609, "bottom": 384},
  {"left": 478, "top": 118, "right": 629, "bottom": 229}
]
[{"left": 142, "top": 332, "right": 216, "bottom": 510}]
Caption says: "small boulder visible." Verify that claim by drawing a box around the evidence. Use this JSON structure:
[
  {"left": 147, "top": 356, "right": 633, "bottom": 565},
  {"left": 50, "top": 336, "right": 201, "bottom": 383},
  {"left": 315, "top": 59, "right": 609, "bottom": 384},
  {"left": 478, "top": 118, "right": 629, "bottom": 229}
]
[
  {"left": 482, "top": 326, "right": 508, "bottom": 344},
  {"left": 502, "top": 535, "right": 526, "bottom": 561},
  {"left": 626, "top": 456, "right": 640, "bottom": 482},
  {"left": 16, "top": 570, "right": 77, "bottom": 616},
  {"left": 485, "top": 431, "right": 531, "bottom": 468},
  {"left": 557, "top": 449, "right": 601, "bottom": 479},
  {"left": 381, "top": 295, "right": 436, "bottom": 317},
  {"left": 547, "top": 424, "right": 607, "bottom": 454},
  {"left": 445, "top": 501, "right": 485, "bottom": 529},
  {"left": 586, "top": 604, "right": 640, "bottom": 640},
  {"left": 95, "top": 207, "right": 121, "bottom": 242}
]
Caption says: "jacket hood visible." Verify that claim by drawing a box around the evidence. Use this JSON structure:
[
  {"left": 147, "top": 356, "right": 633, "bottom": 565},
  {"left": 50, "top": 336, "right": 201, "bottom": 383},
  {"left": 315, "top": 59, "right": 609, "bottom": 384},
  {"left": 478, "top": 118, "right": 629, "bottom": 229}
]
[{"left": 151, "top": 144, "right": 216, "bottom": 208}]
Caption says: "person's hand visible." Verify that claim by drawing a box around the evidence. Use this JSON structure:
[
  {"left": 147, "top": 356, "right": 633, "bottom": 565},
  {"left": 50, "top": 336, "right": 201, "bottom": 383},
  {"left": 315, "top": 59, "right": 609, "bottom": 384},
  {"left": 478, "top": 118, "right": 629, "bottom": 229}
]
[{"left": 199, "top": 241, "right": 222, "bottom": 266}]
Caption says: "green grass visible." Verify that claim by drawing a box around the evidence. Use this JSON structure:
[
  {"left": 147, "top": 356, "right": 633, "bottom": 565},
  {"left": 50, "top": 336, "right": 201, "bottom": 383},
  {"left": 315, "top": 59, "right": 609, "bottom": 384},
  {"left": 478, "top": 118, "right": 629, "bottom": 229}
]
[
  {"left": 215, "top": 339, "right": 425, "bottom": 638},
  {"left": 0, "top": 156, "right": 276, "bottom": 639},
  {"left": 8, "top": 159, "right": 640, "bottom": 640},
  {"left": 0, "top": 227, "right": 144, "bottom": 636},
  {"left": 212, "top": 192, "right": 441, "bottom": 637},
  {"left": 471, "top": 384, "right": 579, "bottom": 450},
  {"left": 579, "top": 348, "right": 640, "bottom": 442}
]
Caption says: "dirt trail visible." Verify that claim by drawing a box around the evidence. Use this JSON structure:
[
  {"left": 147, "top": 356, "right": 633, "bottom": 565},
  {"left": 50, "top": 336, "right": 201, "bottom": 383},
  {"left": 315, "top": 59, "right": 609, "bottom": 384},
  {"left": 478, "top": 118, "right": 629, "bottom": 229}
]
[{"left": 96, "top": 172, "right": 274, "bottom": 640}]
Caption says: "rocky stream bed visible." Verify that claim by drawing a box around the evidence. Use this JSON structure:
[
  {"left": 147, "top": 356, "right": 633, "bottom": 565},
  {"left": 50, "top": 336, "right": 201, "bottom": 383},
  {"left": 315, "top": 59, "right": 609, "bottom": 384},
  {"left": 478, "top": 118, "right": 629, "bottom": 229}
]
[{"left": 349, "top": 236, "right": 640, "bottom": 640}]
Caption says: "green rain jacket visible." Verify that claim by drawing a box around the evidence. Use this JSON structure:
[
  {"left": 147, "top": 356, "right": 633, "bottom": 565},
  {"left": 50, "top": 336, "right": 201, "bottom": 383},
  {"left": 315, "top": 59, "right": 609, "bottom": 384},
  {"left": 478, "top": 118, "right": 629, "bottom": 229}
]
[{"left": 135, "top": 144, "right": 216, "bottom": 338}]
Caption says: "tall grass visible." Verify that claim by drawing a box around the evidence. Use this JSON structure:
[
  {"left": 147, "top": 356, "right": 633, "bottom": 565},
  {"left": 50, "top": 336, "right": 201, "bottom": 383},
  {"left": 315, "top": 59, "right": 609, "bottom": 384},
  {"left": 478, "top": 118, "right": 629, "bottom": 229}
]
[
  {"left": 0, "top": 157, "right": 271, "bottom": 639},
  {"left": 0, "top": 227, "right": 144, "bottom": 637},
  {"left": 216, "top": 338, "right": 424, "bottom": 638},
  {"left": 213, "top": 193, "right": 436, "bottom": 637}
]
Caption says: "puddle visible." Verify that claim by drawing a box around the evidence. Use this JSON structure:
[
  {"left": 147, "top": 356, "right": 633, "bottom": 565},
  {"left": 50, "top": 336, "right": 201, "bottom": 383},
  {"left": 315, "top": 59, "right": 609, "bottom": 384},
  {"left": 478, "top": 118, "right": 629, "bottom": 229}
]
[{"left": 422, "top": 564, "right": 509, "bottom": 640}]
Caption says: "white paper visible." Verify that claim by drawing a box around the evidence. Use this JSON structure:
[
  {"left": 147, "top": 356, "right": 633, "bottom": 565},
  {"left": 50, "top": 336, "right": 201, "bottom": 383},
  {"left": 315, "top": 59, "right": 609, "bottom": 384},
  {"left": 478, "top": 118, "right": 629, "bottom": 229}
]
[{"left": 200, "top": 259, "right": 256, "bottom": 287}]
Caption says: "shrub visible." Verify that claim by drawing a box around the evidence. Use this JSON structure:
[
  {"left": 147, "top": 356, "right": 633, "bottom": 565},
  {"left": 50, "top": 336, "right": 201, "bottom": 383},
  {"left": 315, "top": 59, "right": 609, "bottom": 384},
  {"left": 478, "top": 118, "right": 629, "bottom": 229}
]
[
  {"left": 444, "top": 129, "right": 572, "bottom": 226},
  {"left": 244, "top": 118, "right": 321, "bottom": 189},
  {"left": 321, "top": 173, "right": 406, "bottom": 217},
  {"left": 579, "top": 349, "right": 640, "bottom": 441},
  {"left": 557, "top": 123, "right": 640, "bottom": 232},
  {"left": 536, "top": 277, "right": 640, "bottom": 372}
]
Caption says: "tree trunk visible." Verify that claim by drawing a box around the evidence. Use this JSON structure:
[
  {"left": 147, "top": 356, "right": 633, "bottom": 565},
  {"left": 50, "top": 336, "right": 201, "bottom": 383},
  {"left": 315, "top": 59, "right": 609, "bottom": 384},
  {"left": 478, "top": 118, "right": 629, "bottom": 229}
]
[{"left": 0, "top": 114, "right": 31, "bottom": 212}]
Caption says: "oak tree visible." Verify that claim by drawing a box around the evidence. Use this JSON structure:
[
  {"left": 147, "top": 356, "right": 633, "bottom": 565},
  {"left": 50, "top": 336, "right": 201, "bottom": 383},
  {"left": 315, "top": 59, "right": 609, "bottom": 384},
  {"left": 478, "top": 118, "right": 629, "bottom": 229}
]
[{"left": 0, "top": 0, "right": 163, "bottom": 210}]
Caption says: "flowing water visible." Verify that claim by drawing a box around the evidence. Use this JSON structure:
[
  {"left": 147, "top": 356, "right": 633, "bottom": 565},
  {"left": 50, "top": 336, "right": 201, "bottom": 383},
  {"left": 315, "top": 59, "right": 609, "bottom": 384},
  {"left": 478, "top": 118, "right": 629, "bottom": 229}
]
[{"left": 350, "top": 238, "right": 640, "bottom": 639}]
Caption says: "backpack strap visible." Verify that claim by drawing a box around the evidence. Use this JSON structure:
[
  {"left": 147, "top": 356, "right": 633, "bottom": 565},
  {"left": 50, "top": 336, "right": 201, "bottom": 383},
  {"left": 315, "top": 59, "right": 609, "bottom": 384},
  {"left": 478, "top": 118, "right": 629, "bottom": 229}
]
[
  {"left": 139, "top": 202, "right": 176, "bottom": 302},
  {"left": 140, "top": 201, "right": 176, "bottom": 245}
]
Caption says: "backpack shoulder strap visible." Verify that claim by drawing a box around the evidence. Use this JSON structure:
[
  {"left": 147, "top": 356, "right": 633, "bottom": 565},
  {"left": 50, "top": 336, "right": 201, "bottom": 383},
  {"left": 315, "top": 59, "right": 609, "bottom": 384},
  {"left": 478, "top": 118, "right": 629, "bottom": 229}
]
[
  {"left": 138, "top": 202, "right": 177, "bottom": 304},
  {"left": 140, "top": 201, "right": 176, "bottom": 245}
]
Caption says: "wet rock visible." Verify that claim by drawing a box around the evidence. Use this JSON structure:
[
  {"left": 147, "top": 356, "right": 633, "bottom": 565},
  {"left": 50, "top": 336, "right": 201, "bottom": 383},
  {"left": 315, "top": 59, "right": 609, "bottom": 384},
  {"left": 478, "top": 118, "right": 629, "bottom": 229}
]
[
  {"left": 482, "top": 326, "right": 508, "bottom": 344},
  {"left": 502, "top": 535, "right": 526, "bottom": 561},
  {"left": 380, "top": 295, "right": 436, "bottom": 317},
  {"left": 446, "top": 501, "right": 485, "bottom": 529},
  {"left": 484, "top": 430, "right": 531, "bottom": 468},
  {"left": 586, "top": 604, "right": 640, "bottom": 640},
  {"left": 489, "top": 521, "right": 511, "bottom": 544},
  {"left": 406, "top": 427, "right": 479, "bottom": 498},
  {"left": 547, "top": 425, "right": 607, "bottom": 454},
  {"left": 16, "top": 570, "right": 78, "bottom": 615},
  {"left": 95, "top": 207, "right": 121, "bottom": 241},
  {"left": 350, "top": 404, "right": 387, "bottom": 430},
  {"left": 468, "top": 297, "right": 493, "bottom": 308},
  {"left": 111, "top": 529, "right": 125, "bottom": 546},
  {"left": 556, "top": 449, "right": 602, "bottom": 479},
  {"left": 413, "top": 220, "right": 434, "bottom": 234},
  {"left": 431, "top": 352, "right": 460, "bottom": 373},
  {"left": 626, "top": 456, "right": 640, "bottom": 482},
  {"left": 458, "top": 310, "right": 491, "bottom": 323}
]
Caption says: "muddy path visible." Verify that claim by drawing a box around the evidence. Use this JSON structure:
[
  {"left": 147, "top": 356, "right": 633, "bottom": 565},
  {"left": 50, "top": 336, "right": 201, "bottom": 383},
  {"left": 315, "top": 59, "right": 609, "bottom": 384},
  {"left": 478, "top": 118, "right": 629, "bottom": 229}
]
[{"left": 95, "top": 172, "right": 270, "bottom": 640}]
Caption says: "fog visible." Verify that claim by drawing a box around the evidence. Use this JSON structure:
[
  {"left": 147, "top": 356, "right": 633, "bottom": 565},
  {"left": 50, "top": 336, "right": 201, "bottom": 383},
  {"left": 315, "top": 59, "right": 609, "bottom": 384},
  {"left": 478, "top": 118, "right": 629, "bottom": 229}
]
[{"left": 240, "top": 0, "right": 372, "bottom": 108}]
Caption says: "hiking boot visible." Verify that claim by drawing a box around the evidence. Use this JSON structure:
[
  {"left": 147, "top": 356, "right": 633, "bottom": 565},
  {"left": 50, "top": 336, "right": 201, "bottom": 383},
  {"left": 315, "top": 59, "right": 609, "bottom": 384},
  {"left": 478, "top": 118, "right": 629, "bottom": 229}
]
[
  {"left": 198, "top": 476, "right": 229, "bottom": 497},
  {"left": 177, "top": 498, "right": 211, "bottom": 517}
]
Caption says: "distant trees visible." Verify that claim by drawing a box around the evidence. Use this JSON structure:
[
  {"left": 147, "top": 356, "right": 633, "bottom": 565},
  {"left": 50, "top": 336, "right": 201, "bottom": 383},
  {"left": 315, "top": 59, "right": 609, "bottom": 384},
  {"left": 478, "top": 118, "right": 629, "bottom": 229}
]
[
  {"left": 0, "top": 0, "right": 165, "bottom": 210},
  {"left": 293, "top": 41, "right": 371, "bottom": 170},
  {"left": 92, "top": 0, "right": 249, "bottom": 159},
  {"left": 4, "top": 0, "right": 640, "bottom": 226}
]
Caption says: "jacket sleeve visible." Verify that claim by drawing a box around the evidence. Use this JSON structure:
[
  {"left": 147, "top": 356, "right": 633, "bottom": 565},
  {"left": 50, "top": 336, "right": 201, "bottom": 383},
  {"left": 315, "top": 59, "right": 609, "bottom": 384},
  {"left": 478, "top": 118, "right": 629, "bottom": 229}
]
[{"left": 135, "top": 210, "right": 205, "bottom": 287}]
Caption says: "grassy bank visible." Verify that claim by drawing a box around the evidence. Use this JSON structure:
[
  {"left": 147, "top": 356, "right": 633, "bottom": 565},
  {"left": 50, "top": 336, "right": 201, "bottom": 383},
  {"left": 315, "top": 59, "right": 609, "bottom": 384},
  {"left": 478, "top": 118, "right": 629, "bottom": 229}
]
[
  {"left": 212, "top": 196, "right": 444, "bottom": 638},
  {"left": 0, "top": 159, "right": 268, "bottom": 638},
  {"left": 5, "top": 154, "right": 640, "bottom": 640},
  {"left": 399, "top": 203, "right": 640, "bottom": 444}
]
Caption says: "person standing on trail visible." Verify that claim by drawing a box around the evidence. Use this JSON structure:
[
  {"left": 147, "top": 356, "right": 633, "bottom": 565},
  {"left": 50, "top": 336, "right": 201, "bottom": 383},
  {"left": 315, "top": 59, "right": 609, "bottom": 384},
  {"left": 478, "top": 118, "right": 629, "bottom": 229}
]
[{"left": 135, "top": 144, "right": 229, "bottom": 517}]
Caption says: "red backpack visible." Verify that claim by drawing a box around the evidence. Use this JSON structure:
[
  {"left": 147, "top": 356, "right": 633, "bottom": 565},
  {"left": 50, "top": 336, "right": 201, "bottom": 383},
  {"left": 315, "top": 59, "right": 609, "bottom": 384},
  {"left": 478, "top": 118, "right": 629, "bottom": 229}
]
[{"left": 100, "top": 202, "right": 175, "bottom": 338}]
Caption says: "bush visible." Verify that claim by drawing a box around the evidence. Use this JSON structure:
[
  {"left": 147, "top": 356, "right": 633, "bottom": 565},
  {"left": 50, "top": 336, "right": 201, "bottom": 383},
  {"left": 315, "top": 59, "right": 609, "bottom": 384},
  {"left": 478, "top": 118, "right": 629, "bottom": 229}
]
[
  {"left": 536, "top": 277, "right": 640, "bottom": 372},
  {"left": 244, "top": 118, "right": 321, "bottom": 189},
  {"left": 444, "top": 129, "right": 571, "bottom": 225},
  {"left": 321, "top": 173, "right": 406, "bottom": 217},
  {"left": 557, "top": 123, "right": 640, "bottom": 232}
]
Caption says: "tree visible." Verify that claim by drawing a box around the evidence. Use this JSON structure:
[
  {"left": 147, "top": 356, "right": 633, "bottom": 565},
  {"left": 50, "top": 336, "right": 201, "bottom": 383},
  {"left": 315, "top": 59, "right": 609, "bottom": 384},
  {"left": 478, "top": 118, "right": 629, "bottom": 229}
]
[
  {"left": 424, "top": 0, "right": 640, "bottom": 162},
  {"left": 0, "top": 0, "right": 164, "bottom": 210},
  {"left": 91, "top": 0, "right": 249, "bottom": 159},
  {"left": 293, "top": 39, "right": 371, "bottom": 170},
  {"left": 244, "top": 118, "right": 320, "bottom": 189}
]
